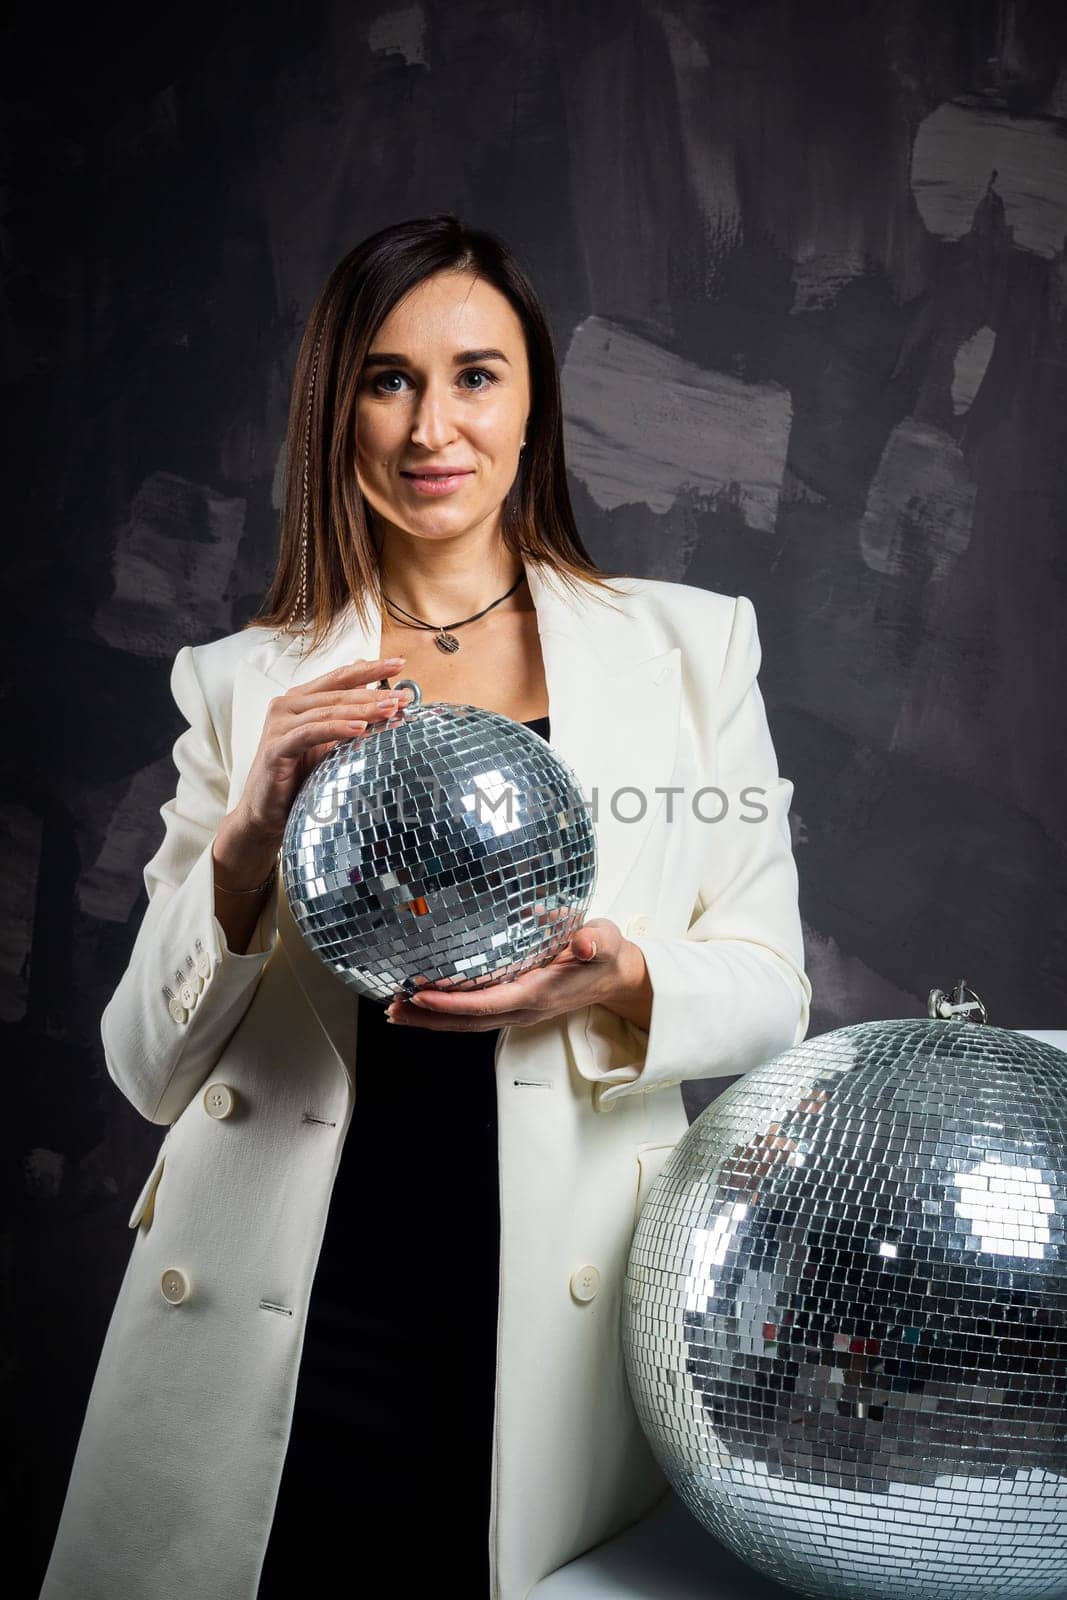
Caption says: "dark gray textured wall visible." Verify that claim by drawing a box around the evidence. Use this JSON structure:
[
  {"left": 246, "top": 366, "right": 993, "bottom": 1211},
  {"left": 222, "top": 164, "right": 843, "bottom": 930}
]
[{"left": 6, "top": 0, "right": 1066, "bottom": 1586}]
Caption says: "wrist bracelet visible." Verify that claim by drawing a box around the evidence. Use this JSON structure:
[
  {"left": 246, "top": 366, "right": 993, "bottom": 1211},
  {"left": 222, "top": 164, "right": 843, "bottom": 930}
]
[{"left": 212, "top": 864, "right": 278, "bottom": 897}]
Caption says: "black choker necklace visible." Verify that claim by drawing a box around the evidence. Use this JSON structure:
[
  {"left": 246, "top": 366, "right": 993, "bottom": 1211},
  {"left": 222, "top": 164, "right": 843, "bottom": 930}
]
[{"left": 381, "top": 571, "right": 525, "bottom": 653}]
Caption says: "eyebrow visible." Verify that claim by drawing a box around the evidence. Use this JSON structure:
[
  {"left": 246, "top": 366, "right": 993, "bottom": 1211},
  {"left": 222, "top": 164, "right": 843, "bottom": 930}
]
[{"left": 362, "top": 347, "right": 511, "bottom": 369}]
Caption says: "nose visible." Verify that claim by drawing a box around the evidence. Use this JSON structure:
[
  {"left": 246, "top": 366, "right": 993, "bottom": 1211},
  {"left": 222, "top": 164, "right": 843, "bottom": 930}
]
[{"left": 408, "top": 380, "right": 459, "bottom": 452}]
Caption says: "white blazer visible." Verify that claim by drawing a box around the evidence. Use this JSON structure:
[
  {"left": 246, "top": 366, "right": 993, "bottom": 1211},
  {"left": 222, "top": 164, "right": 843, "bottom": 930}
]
[{"left": 40, "top": 558, "right": 812, "bottom": 1600}]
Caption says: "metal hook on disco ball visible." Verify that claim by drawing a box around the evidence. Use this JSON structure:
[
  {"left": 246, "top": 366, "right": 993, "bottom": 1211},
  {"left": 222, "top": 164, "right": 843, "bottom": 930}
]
[
  {"left": 927, "top": 979, "right": 988, "bottom": 1024},
  {"left": 388, "top": 678, "right": 423, "bottom": 710}
]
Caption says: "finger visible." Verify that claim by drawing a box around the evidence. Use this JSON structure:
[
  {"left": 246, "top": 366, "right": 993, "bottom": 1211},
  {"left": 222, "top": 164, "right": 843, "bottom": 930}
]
[
  {"left": 284, "top": 701, "right": 402, "bottom": 734},
  {"left": 404, "top": 979, "right": 537, "bottom": 1012},
  {"left": 386, "top": 1002, "right": 532, "bottom": 1031},
  {"left": 267, "top": 715, "right": 381, "bottom": 759},
  {"left": 299, "top": 656, "right": 408, "bottom": 694},
  {"left": 270, "top": 693, "right": 411, "bottom": 752},
  {"left": 407, "top": 993, "right": 505, "bottom": 1014},
  {"left": 285, "top": 686, "right": 413, "bottom": 719}
]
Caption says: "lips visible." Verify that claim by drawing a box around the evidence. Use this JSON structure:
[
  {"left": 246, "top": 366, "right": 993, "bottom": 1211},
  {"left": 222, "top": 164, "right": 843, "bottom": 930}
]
[{"left": 400, "top": 468, "right": 474, "bottom": 498}]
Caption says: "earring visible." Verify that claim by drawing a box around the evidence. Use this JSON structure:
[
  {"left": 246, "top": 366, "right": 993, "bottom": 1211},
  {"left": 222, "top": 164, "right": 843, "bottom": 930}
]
[{"left": 284, "top": 326, "right": 324, "bottom": 661}]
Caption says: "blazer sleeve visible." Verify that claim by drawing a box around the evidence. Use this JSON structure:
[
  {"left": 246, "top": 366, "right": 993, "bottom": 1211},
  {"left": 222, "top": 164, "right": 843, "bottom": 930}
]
[
  {"left": 581, "top": 593, "right": 812, "bottom": 1108},
  {"left": 100, "top": 643, "right": 281, "bottom": 1126}
]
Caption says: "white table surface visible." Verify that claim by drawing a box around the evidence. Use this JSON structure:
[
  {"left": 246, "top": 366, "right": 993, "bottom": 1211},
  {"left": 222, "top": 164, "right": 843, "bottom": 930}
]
[
  {"left": 530, "top": 1028, "right": 1067, "bottom": 1599},
  {"left": 530, "top": 1487, "right": 805, "bottom": 1598}
]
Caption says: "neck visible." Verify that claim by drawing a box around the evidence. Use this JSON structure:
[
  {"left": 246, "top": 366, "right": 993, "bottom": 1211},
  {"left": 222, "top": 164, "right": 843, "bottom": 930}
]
[{"left": 376, "top": 535, "right": 525, "bottom": 625}]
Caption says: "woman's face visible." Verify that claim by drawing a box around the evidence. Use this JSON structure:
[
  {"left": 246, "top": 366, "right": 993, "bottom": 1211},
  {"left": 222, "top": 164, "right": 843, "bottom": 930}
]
[{"left": 354, "top": 269, "right": 531, "bottom": 548}]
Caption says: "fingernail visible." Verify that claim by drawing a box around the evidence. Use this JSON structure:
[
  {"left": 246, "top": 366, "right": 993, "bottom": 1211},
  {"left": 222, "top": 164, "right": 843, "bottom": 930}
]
[{"left": 409, "top": 994, "right": 428, "bottom": 1005}]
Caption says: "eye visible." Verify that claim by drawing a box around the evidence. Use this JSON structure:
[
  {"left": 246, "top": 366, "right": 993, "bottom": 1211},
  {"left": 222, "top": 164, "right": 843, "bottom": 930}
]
[
  {"left": 459, "top": 368, "right": 499, "bottom": 391},
  {"left": 366, "top": 367, "right": 500, "bottom": 394}
]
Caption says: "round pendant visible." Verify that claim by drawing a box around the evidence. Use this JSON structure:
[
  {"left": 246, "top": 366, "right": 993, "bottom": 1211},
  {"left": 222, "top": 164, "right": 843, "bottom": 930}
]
[{"left": 434, "top": 631, "right": 461, "bottom": 654}]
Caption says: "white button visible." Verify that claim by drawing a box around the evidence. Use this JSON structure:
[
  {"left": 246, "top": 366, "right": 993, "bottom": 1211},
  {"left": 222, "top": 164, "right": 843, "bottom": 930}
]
[
  {"left": 203, "top": 1082, "right": 236, "bottom": 1120},
  {"left": 196, "top": 951, "right": 211, "bottom": 979},
  {"left": 570, "top": 1264, "right": 600, "bottom": 1303},
  {"left": 160, "top": 1268, "right": 190, "bottom": 1305},
  {"left": 626, "top": 914, "right": 654, "bottom": 937},
  {"left": 179, "top": 982, "right": 198, "bottom": 1010},
  {"left": 167, "top": 997, "right": 188, "bottom": 1024}
]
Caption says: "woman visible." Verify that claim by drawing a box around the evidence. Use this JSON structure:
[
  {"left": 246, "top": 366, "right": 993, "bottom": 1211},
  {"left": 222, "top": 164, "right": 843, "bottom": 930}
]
[{"left": 40, "top": 214, "right": 812, "bottom": 1600}]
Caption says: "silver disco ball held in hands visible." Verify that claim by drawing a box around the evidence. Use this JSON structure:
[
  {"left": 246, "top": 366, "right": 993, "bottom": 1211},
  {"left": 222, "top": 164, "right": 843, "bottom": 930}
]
[
  {"left": 280, "top": 680, "right": 596, "bottom": 1004},
  {"left": 623, "top": 982, "right": 1067, "bottom": 1600}
]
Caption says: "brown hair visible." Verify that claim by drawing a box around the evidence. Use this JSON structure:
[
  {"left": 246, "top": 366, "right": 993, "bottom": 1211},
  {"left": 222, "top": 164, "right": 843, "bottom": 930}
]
[{"left": 247, "top": 212, "right": 629, "bottom": 655}]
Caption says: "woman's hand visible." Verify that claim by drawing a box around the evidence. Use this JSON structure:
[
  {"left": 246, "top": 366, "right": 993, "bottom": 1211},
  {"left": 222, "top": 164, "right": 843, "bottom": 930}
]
[
  {"left": 384, "top": 917, "right": 653, "bottom": 1033},
  {"left": 220, "top": 654, "right": 415, "bottom": 864},
  {"left": 210, "top": 655, "right": 417, "bottom": 957}
]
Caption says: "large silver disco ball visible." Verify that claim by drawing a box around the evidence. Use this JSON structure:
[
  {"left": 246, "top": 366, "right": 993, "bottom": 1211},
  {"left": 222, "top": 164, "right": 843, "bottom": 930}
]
[
  {"left": 280, "top": 680, "right": 596, "bottom": 1004},
  {"left": 623, "top": 987, "right": 1067, "bottom": 1600}
]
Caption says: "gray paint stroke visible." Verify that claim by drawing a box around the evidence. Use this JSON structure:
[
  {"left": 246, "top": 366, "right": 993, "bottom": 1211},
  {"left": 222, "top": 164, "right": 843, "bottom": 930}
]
[
  {"left": 912, "top": 101, "right": 1067, "bottom": 260},
  {"left": 93, "top": 471, "right": 247, "bottom": 660},
  {"left": 561, "top": 314, "right": 791, "bottom": 530}
]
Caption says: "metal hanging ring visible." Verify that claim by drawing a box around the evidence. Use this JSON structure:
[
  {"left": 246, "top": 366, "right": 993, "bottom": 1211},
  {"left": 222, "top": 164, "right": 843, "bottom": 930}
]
[
  {"left": 927, "top": 980, "right": 988, "bottom": 1024},
  {"left": 390, "top": 678, "right": 422, "bottom": 708}
]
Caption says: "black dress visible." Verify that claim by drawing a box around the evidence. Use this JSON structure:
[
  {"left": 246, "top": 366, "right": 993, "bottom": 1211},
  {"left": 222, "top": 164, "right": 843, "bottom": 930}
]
[{"left": 257, "top": 713, "right": 551, "bottom": 1597}]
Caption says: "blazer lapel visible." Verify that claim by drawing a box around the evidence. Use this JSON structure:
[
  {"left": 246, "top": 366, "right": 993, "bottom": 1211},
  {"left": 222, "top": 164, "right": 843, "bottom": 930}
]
[{"left": 229, "top": 558, "right": 681, "bottom": 1079}]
